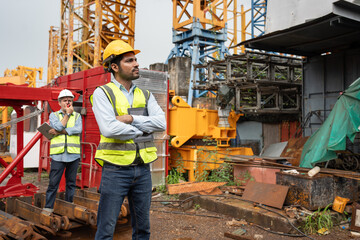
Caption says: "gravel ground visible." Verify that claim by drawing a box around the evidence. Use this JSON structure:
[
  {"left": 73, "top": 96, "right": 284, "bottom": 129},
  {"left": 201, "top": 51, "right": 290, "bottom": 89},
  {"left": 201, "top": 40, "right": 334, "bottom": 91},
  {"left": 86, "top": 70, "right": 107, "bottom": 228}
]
[{"left": 10, "top": 171, "right": 360, "bottom": 239}]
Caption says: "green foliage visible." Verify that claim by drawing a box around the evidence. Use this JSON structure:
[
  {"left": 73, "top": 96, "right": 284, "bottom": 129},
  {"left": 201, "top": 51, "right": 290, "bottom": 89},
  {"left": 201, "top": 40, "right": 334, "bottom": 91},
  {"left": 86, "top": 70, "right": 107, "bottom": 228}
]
[
  {"left": 302, "top": 204, "right": 334, "bottom": 234},
  {"left": 207, "top": 162, "right": 234, "bottom": 184},
  {"left": 207, "top": 161, "right": 254, "bottom": 186},
  {"left": 166, "top": 168, "right": 185, "bottom": 185},
  {"left": 195, "top": 146, "right": 218, "bottom": 182},
  {"left": 194, "top": 204, "right": 201, "bottom": 211},
  {"left": 155, "top": 184, "right": 167, "bottom": 194}
]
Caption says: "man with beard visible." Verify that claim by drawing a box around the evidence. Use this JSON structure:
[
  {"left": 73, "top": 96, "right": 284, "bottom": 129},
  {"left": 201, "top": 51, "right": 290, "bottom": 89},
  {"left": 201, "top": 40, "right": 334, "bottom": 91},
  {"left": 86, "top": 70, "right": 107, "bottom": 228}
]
[{"left": 92, "top": 40, "right": 166, "bottom": 240}]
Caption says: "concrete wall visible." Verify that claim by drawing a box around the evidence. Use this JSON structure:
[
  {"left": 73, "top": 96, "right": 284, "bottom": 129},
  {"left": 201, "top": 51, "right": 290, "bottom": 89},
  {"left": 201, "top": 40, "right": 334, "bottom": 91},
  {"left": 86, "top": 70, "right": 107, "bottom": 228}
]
[
  {"left": 168, "top": 57, "right": 191, "bottom": 97},
  {"left": 149, "top": 63, "right": 168, "bottom": 72}
]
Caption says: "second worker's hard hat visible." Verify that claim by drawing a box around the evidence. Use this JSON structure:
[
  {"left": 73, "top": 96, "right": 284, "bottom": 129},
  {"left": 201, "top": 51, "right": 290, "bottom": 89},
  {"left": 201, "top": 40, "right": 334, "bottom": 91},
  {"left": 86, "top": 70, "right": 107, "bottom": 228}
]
[
  {"left": 58, "top": 89, "right": 74, "bottom": 100},
  {"left": 102, "top": 40, "right": 140, "bottom": 68}
]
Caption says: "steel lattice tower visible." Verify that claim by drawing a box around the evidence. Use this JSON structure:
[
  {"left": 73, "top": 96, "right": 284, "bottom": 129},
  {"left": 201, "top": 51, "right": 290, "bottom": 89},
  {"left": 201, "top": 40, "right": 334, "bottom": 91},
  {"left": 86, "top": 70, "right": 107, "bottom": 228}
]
[
  {"left": 251, "top": 0, "right": 267, "bottom": 38},
  {"left": 48, "top": 0, "right": 136, "bottom": 79},
  {"left": 167, "top": 0, "right": 230, "bottom": 106}
]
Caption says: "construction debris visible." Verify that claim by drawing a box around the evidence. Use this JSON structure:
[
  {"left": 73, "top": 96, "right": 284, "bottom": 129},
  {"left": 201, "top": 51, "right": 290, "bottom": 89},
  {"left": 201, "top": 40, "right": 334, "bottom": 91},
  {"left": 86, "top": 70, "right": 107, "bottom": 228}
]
[
  {"left": 167, "top": 182, "right": 227, "bottom": 195},
  {"left": 226, "top": 219, "right": 248, "bottom": 227},
  {"left": 224, "top": 154, "right": 360, "bottom": 180}
]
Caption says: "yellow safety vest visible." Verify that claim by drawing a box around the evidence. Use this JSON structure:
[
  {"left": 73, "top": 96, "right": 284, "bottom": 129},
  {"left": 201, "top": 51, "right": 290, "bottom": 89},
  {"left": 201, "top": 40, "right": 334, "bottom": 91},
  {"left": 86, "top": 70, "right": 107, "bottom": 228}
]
[
  {"left": 93, "top": 82, "right": 157, "bottom": 166},
  {"left": 50, "top": 112, "right": 81, "bottom": 155}
]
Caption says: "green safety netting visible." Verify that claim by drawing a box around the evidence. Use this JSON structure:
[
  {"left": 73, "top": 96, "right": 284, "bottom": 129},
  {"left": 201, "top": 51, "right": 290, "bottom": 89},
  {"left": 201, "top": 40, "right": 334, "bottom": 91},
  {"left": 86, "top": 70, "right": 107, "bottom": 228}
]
[{"left": 300, "top": 77, "right": 360, "bottom": 168}]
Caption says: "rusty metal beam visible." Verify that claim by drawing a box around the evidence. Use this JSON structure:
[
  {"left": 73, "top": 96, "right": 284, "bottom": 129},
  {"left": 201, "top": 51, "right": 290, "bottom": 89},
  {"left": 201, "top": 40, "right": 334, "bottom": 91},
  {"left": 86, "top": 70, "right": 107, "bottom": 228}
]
[
  {"left": 54, "top": 198, "right": 97, "bottom": 226},
  {"left": 70, "top": 190, "right": 129, "bottom": 218},
  {"left": 5, "top": 198, "right": 61, "bottom": 232},
  {"left": 75, "top": 189, "right": 101, "bottom": 201},
  {"left": 0, "top": 210, "right": 33, "bottom": 239},
  {"left": 36, "top": 193, "right": 96, "bottom": 226}
]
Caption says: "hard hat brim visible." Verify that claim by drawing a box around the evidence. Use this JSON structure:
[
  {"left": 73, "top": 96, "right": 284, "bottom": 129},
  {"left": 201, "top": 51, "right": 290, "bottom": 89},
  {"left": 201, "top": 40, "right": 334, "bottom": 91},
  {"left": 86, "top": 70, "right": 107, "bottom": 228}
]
[{"left": 102, "top": 49, "right": 141, "bottom": 67}]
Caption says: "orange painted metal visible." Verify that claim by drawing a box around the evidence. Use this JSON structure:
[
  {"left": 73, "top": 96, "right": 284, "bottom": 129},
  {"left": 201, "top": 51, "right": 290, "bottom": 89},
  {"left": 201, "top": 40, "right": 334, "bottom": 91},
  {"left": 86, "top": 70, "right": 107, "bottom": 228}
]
[{"left": 173, "top": 0, "right": 227, "bottom": 32}]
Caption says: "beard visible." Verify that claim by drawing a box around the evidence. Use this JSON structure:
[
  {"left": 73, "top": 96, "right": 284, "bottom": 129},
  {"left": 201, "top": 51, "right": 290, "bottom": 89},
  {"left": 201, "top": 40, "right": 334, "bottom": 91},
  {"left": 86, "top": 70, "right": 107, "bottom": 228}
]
[{"left": 117, "top": 66, "right": 139, "bottom": 81}]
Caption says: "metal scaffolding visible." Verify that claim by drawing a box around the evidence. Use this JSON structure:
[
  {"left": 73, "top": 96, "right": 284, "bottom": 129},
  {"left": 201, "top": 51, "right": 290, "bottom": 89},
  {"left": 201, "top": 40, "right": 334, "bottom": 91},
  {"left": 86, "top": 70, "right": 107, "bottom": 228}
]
[
  {"left": 48, "top": 0, "right": 136, "bottom": 78},
  {"left": 193, "top": 51, "right": 302, "bottom": 114}
]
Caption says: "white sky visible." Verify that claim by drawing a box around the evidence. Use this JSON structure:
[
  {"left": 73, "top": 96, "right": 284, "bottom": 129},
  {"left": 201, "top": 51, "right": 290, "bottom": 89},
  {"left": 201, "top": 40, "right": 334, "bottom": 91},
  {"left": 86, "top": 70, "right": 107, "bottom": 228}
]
[
  {"left": 0, "top": 1, "right": 255, "bottom": 86},
  {"left": 0, "top": 0, "right": 173, "bottom": 85}
]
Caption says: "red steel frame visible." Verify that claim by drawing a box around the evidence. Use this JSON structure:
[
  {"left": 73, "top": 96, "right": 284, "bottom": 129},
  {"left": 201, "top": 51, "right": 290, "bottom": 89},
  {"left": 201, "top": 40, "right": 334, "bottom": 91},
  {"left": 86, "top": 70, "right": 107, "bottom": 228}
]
[
  {"left": 50, "top": 66, "right": 111, "bottom": 190},
  {"left": 0, "top": 83, "right": 79, "bottom": 197}
]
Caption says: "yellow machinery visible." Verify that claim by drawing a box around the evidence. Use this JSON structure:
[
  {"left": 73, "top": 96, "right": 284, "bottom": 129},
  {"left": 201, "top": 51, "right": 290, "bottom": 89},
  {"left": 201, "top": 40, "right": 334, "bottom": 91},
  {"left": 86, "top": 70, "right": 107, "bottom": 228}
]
[{"left": 169, "top": 96, "right": 253, "bottom": 182}]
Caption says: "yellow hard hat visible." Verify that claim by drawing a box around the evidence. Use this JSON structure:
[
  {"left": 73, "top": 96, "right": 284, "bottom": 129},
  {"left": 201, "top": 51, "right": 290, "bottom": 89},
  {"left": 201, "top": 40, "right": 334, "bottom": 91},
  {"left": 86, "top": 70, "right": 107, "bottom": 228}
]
[{"left": 102, "top": 40, "right": 140, "bottom": 67}]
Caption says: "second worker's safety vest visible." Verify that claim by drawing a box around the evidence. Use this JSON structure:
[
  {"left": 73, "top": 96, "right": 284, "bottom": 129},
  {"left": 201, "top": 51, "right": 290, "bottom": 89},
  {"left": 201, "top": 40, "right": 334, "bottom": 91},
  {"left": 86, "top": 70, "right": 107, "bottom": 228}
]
[
  {"left": 50, "top": 112, "right": 81, "bottom": 155},
  {"left": 92, "top": 82, "right": 157, "bottom": 166}
]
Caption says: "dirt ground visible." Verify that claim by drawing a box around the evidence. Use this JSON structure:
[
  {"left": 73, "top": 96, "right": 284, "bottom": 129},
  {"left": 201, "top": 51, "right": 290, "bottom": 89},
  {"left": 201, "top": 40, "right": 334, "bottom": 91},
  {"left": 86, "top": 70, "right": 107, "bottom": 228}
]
[{"left": 15, "top": 171, "right": 360, "bottom": 240}]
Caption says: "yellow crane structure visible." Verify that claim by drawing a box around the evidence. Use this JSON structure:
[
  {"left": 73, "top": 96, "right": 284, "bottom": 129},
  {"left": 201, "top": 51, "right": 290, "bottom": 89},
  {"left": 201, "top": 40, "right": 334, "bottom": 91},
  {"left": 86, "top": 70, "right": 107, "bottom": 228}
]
[
  {"left": 2, "top": 66, "right": 43, "bottom": 88},
  {"left": 48, "top": 0, "right": 136, "bottom": 80},
  {"left": 223, "top": 0, "right": 266, "bottom": 54},
  {"left": 173, "top": 0, "right": 228, "bottom": 31}
]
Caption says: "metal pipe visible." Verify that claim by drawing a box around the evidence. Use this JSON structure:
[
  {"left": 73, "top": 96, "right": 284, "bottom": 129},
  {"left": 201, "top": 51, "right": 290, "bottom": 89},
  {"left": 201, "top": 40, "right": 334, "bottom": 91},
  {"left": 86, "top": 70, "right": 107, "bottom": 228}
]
[
  {"left": 80, "top": 142, "right": 97, "bottom": 188},
  {"left": 0, "top": 131, "right": 42, "bottom": 184},
  {"left": 0, "top": 157, "right": 16, "bottom": 176}
]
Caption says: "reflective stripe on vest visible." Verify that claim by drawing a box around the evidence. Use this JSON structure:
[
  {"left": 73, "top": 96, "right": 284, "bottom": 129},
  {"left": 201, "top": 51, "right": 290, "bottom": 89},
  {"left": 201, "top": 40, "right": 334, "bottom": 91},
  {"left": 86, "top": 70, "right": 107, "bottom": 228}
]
[
  {"left": 94, "top": 82, "right": 157, "bottom": 166},
  {"left": 50, "top": 112, "right": 81, "bottom": 155}
]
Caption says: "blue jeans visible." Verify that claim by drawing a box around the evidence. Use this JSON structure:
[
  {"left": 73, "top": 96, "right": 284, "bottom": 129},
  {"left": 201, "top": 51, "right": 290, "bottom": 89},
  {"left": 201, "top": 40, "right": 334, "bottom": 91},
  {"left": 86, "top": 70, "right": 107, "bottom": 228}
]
[
  {"left": 45, "top": 159, "right": 80, "bottom": 208},
  {"left": 95, "top": 163, "right": 152, "bottom": 240}
]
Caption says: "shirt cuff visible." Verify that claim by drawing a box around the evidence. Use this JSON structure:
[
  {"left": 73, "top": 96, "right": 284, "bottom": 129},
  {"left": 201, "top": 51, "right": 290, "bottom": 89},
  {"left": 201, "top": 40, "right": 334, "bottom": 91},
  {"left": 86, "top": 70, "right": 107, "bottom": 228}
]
[{"left": 131, "top": 115, "right": 141, "bottom": 127}]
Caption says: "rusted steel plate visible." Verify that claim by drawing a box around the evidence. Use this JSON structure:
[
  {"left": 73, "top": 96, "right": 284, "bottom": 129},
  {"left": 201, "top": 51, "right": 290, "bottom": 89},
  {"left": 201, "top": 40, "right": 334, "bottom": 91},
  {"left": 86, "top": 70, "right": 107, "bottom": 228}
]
[
  {"left": 281, "top": 137, "right": 309, "bottom": 166},
  {"left": 167, "top": 182, "right": 227, "bottom": 194},
  {"left": 241, "top": 181, "right": 289, "bottom": 209},
  {"left": 351, "top": 202, "right": 360, "bottom": 232}
]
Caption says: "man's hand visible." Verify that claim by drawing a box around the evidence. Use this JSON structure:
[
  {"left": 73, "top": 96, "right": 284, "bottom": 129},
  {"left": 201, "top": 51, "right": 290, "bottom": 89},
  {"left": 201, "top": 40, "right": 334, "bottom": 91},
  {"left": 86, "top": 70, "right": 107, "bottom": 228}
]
[
  {"left": 116, "top": 115, "right": 133, "bottom": 124},
  {"left": 66, "top": 104, "right": 74, "bottom": 115},
  {"left": 48, "top": 128, "right": 60, "bottom": 136}
]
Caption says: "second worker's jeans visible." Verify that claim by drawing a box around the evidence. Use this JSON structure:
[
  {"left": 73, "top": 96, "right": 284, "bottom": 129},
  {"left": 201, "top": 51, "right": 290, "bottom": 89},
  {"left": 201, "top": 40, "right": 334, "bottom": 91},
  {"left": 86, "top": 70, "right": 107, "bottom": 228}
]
[
  {"left": 95, "top": 163, "right": 152, "bottom": 240},
  {"left": 45, "top": 158, "right": 80, "bottom": 209}
]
